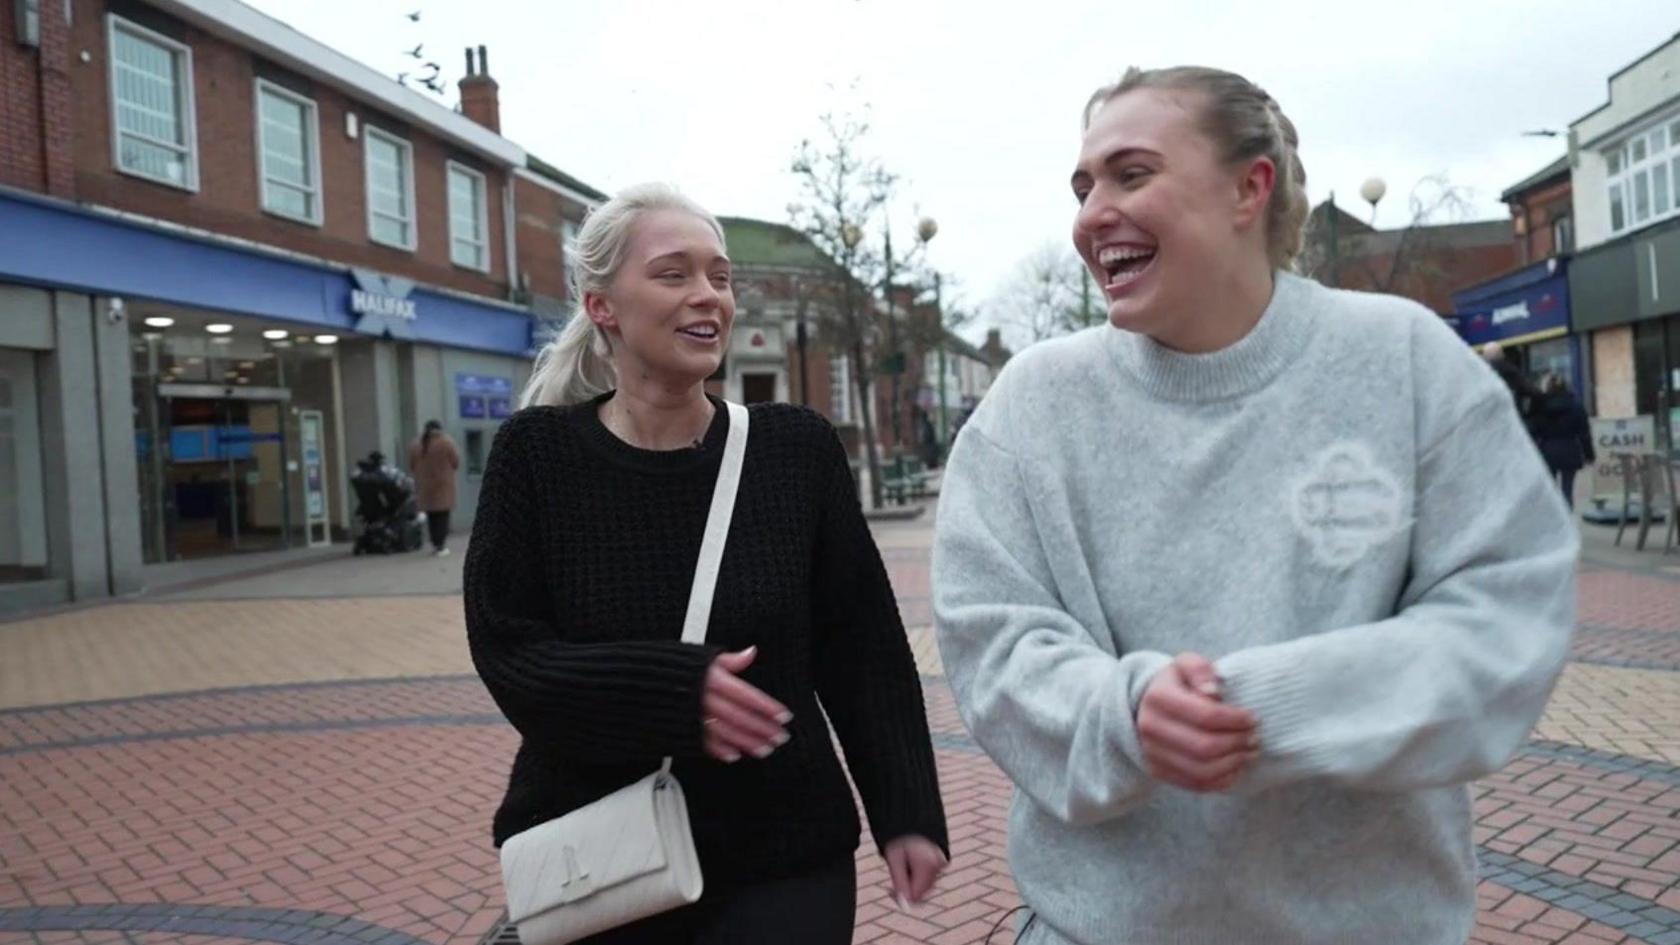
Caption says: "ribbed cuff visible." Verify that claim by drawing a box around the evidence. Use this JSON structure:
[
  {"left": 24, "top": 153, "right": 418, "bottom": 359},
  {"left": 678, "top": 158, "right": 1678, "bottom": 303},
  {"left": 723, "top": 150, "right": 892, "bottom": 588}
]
[{"left": 1214, "top": 643, "right": 1338, "bottom": 780}]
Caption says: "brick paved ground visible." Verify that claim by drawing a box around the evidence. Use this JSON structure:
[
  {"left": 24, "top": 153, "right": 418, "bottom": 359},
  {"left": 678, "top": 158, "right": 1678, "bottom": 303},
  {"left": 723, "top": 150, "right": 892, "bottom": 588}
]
[{"left": 3, "top": 519, "right": 1680, "bottom": 945}]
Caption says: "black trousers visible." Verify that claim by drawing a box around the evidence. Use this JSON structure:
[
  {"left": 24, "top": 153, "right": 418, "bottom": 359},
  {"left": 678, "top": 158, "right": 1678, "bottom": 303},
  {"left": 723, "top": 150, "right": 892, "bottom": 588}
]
[
  {"left": 576, "top": 857, "right": 856, "bottom": 945},
  {"left": 426, "top": 509, "right": 451, "bottom": 549},
  {"left": 1551, "top": 467, "right": 1578, "bottom": 509}
]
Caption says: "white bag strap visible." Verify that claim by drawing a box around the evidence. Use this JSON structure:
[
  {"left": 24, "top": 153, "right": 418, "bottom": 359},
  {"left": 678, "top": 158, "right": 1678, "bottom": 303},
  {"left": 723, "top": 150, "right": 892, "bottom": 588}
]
[{"left": 662, "top": 400, "right": 748, "bottom": 775}]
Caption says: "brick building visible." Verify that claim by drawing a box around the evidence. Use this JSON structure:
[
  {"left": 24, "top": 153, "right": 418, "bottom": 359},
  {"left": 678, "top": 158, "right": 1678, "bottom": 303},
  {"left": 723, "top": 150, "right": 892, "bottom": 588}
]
[
  {"left": 0, "top": 0, "right": 599, "bottom": 613},
  {"left": 1301, "top": 200, "right": 1517, "bottom": 315}
]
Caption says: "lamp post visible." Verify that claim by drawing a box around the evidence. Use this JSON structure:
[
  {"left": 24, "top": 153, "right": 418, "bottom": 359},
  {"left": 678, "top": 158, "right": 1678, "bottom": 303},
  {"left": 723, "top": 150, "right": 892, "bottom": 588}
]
[
  {"left": 913, "top": 217, "right": 949, "bottom": 462},
  {"left": 1360, "top": 177, "right": 1387, "bottom": 227}
]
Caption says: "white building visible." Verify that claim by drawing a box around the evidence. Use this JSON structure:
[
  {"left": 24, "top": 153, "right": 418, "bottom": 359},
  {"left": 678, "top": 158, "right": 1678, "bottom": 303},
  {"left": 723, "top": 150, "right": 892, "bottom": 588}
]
[{"left": 1568, "top": 30, "right": 1680, "bottom": 436}]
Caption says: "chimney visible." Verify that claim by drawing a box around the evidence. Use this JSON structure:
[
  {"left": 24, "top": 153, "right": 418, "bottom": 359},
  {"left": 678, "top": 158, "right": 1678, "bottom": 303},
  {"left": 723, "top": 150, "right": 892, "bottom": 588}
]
[{"left": 459, "top": 45, "right": 501, "bottom": 134}]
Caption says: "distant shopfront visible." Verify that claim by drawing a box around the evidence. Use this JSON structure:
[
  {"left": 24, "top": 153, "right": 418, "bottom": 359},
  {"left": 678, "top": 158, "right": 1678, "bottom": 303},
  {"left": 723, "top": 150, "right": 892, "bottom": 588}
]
[
  {"left": 1450, "top": 257, "right": 1582, "bottom": 396},
  {"left": 1570, "top": 215, "right": 1680, "bottom": 455},
  {"left": 0, "top": 189, "right": 534, "bottom": 611}
]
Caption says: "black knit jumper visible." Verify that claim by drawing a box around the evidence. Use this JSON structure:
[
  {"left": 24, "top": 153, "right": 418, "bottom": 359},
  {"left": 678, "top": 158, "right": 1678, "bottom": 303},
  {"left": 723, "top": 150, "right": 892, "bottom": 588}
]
[{"left": 463, "top": 393, "right": 948, "bottom": 890}]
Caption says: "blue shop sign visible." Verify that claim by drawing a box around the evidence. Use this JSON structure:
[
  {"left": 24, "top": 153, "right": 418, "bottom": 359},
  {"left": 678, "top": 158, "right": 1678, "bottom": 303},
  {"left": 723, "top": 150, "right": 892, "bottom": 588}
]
[
  {"left": 0, "top": 190, "right": 534, "bottom": 356},
  {"left": 455, "top": 373, "right": 514, "bottom": 396},
  {"left": 1450, "top": 259, "right": 1572, "bottom": 348}
]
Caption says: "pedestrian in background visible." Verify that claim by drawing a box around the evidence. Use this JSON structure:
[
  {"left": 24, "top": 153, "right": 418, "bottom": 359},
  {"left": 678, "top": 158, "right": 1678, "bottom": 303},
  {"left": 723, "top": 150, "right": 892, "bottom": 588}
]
[
  {"left": 1533, "top": 373, "right": 1595, "bottom": 508},
  {"left": 1482, "top": 341, "right": 1542, "bottom": 435},
  {"left": 408, "top": 419, "right": 459, "bottom": 556},
  {"left": 465, "top": 183, "right": 947, "bottom": 945},
  {"left": 933, "top": 65, "right": 1577, "bottom": 945}
]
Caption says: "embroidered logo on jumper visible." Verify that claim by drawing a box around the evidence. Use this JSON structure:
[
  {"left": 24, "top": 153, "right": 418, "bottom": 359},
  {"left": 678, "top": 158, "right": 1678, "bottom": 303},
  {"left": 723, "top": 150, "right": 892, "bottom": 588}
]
[{"left": 1291, "top": 442, "right": 1405, "bottom": 569}]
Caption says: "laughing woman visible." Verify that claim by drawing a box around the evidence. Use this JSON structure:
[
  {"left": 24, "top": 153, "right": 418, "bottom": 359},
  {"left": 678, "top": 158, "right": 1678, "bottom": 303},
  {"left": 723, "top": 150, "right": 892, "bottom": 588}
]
[
  {"left": 465, "top": 184, "right": 947, "bottom": 945},
  {"left": 933, "top": 68, "right": 1577, "bottom": 944}
]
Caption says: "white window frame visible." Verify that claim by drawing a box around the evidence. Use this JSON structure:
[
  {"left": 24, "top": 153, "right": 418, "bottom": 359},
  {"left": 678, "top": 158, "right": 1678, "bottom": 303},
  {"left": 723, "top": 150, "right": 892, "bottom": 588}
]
[
  {"left": 253, "top": 79, "right": 322, "bottom": 226},
  {"left": 1605, "top": 112, "right": 1680, "bottom": 237},
  {"left": 106, "top": 14, "right": 198, "bottom": 191},
  {"left": 446, "top": 160, "right": 491, "bottom": 272},
  {"left": 829, "top": 352, "right": 853, "bottom": 425},
  {"left": 364, "top": 125, "right": 417, "bottom": 251}
]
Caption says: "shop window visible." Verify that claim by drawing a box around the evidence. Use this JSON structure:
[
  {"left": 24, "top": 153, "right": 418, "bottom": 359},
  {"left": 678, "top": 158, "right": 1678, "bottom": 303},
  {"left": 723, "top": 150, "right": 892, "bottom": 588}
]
[
  {"left": 256, "top": 80, "right": 322, "bottom": 224},
  {"left": 0, "top": 350, "right": 49, "bottom": 583},
  {"left": 108, "top": 16, "right": 197, "bottom": 190},
  {"left": 447, "top": 162, "right": 490, "bottom": 272},
  {"left": 465, "top": 429, "right": 485, "bottom": 476},
  {"left": 365, "top": 126, "right": 416, "bottom": 250}
]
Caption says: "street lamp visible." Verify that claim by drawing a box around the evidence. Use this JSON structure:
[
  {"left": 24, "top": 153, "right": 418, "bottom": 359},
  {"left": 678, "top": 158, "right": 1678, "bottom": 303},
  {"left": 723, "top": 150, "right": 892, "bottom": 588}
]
[
  {"left": 913, "top": 217, "right": 952, "bottom": 464},
  {"left": 1360, "top": 177, "right": 1387, "bottom": 226}
]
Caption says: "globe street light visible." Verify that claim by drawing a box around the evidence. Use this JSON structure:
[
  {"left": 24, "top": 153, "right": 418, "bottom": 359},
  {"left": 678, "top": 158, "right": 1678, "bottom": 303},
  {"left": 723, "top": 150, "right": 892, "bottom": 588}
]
[{"left": 1360, "top": 177, "right": 1387, "bottom": 226}]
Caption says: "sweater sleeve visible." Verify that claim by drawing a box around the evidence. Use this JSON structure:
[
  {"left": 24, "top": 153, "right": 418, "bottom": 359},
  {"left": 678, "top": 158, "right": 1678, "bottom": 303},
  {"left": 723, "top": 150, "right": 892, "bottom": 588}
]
[
  {"left": 933, "top": 423, "right": 1171, "bottom": 826},
  {"left": 1215, "top": 390, "right": 1578, "bottom": 792},
  {"left": 810, "top": 427, "right": 949, "bottom": 857},
  {"left": 463, "top": 415, "right": 719, "bottom": 763}
]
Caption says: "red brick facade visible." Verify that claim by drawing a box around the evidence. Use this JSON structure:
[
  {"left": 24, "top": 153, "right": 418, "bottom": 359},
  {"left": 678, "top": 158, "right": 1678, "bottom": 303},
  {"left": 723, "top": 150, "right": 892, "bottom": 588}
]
[
  {"left": 1511, "top": 178, "right": 1573, "bottom": 264},
  {"left": 1, "top": 0, "right": 76, "bottom": 196},
  {"left": 513, "top": 174, "right": 588, "bottom": 303},
  {"left": 1, "top": 1, "right": 555, "bottom": 305}
]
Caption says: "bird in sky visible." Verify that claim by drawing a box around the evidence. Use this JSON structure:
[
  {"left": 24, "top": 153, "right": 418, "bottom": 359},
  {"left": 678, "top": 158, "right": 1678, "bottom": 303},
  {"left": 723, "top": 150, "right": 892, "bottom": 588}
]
[
  {"left": 406, "top": 10, "right": 421, "bottom": 21},
  {"left": 407, "top": 43, "right": 423, "bottom": 59}
]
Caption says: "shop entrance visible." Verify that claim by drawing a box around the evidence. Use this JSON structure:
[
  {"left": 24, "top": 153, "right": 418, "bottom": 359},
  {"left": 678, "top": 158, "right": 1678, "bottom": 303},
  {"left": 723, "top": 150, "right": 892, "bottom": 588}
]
[{"left": 140, "top": 387, "right": 293, "bottom": 560}]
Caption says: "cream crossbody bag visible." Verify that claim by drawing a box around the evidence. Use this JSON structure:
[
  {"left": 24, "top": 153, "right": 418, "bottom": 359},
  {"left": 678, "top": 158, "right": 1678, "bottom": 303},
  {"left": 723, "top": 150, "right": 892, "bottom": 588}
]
[{"left": 498, "top": 401, "right": 749, "bottom": 945}]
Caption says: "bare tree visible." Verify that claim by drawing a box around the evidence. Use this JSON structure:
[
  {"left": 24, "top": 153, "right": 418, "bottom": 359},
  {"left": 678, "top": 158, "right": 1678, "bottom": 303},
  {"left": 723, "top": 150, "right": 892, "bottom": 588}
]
[
  {"left": 788, "top": 110, "right": 896, "bottom": 509},
  {"left": 991, "top": 242, "right": 1095, "bottom": 345},
  {"left": 1299, "top": 173, "right": 1475, "bottom": 294}
]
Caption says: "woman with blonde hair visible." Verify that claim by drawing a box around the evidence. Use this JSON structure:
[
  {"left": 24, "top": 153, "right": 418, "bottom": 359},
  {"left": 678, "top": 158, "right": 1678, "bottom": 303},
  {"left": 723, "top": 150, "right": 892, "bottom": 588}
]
[
  {"left": 934, "top": 67, "right": 1577, "bottom": 943},
  {"left": 466, "top": 183, "right": 947, "bottom": 944}
]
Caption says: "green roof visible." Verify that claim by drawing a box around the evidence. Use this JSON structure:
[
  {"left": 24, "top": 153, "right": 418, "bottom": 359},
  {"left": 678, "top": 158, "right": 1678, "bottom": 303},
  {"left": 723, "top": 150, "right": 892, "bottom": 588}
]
[{"left": 719, "top": 217, "right": 839, "bottom": 271}]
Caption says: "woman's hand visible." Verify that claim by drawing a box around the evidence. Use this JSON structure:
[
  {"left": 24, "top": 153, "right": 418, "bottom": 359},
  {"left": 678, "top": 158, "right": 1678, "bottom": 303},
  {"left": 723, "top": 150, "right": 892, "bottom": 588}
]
[
  {"left": 702, "top": 647, "right": 792, "bottom": 763},
  {"left": 884, "top": 835, "right": 947, "bottom": 908},
  {"left": 1136, "top": 652, "right": 1260, "bottom": 793}
]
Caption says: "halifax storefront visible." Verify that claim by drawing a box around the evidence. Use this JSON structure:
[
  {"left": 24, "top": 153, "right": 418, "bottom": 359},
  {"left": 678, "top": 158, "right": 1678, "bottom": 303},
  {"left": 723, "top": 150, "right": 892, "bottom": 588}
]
[{"left": 0, "top": 188, "right": 535, "bottom": 614}]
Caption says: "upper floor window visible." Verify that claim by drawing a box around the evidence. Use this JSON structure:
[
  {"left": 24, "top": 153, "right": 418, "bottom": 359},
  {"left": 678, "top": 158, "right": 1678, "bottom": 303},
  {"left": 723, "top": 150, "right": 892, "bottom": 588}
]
[
  {"left": 1551, "top": 213, "right": 1573, "bottom": 255},
  {"left": 365, "top": 126, "right": 416, "bottom": 250},
  {"left": 255, "top": 80, "right": 321, "bottom": 224},
  {"left": 108, "top": 16, "right": 197, "bottom": 190},
  {"left": 1607, "top": 115, "right": 1680, "bottom": 236},
  {"left": 447, "top": 162, "right": 490, "bottom": 271}
]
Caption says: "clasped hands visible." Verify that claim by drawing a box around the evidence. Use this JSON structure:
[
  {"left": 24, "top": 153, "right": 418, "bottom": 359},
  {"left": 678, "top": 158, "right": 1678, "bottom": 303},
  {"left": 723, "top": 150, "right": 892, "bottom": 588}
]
[{"left": 1136, "top": 653, "right": 1261, "bottom": 793}]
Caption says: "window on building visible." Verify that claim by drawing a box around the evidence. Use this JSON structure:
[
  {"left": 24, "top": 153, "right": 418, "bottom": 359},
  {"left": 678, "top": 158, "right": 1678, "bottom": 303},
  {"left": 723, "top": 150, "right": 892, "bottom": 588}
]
[
  {"left": 829, "top": 353, "right": 852, "bottom": 424},
  {"left": 108, "top": 16, "right": 197, "bottom": 189},
  {"left": 1607, "top": 111, "right": 1680, "bottom": 236},
  {"left": 256, "top": 81, "right": 321, "bottom": 224},
  {"left": 560, "top": 219, "right": 582, "bottom": 300},
  {"left": 0, "top": 350, "right": 49, "bottom": 584},
  {"left": 447, "top": 162, "right": 490, "bottom": 271},
  {"left": 365, "top": 127, "right": 415, "bottom": 250},
  {"left": 1551, "top": 214, "right": 1573, "bottom": 255}
]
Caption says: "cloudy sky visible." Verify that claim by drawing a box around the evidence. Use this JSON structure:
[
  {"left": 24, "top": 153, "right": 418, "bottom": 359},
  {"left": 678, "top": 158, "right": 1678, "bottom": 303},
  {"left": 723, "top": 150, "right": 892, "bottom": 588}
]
[{"left": 247, "top": 0, "right": 1672, "bottom": 336}]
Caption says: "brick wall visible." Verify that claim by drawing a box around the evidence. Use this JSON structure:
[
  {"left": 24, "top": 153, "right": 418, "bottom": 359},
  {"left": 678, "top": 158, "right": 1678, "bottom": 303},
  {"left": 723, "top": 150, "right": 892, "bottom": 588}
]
[
  {"left": 1, "top": 0, "right": 74, "bottom": 195},
  {"left": 513, "top": 174, "right": 586, "bottom": 302},
  {"left": 1334, "top": 241, "right": 1517, "bottom": 314},
  {"left": 1512, "top": 180, "right": 1574, "bottom": 263},
  {"left": 68, "top": 1, "right": 511, "bottom": 300}
]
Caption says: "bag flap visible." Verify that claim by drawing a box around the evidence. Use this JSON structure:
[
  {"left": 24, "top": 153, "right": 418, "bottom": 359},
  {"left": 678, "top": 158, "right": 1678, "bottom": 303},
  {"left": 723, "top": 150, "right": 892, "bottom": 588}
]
[{"left": 500, "top": 772, "right": 671, "bottom": 921}]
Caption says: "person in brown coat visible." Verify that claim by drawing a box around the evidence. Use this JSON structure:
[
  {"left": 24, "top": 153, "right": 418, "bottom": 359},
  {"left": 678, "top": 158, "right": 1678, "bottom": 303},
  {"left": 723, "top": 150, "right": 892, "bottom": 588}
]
[{"left": 408, "top": 420, "right": 460, "bottom": 556}]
